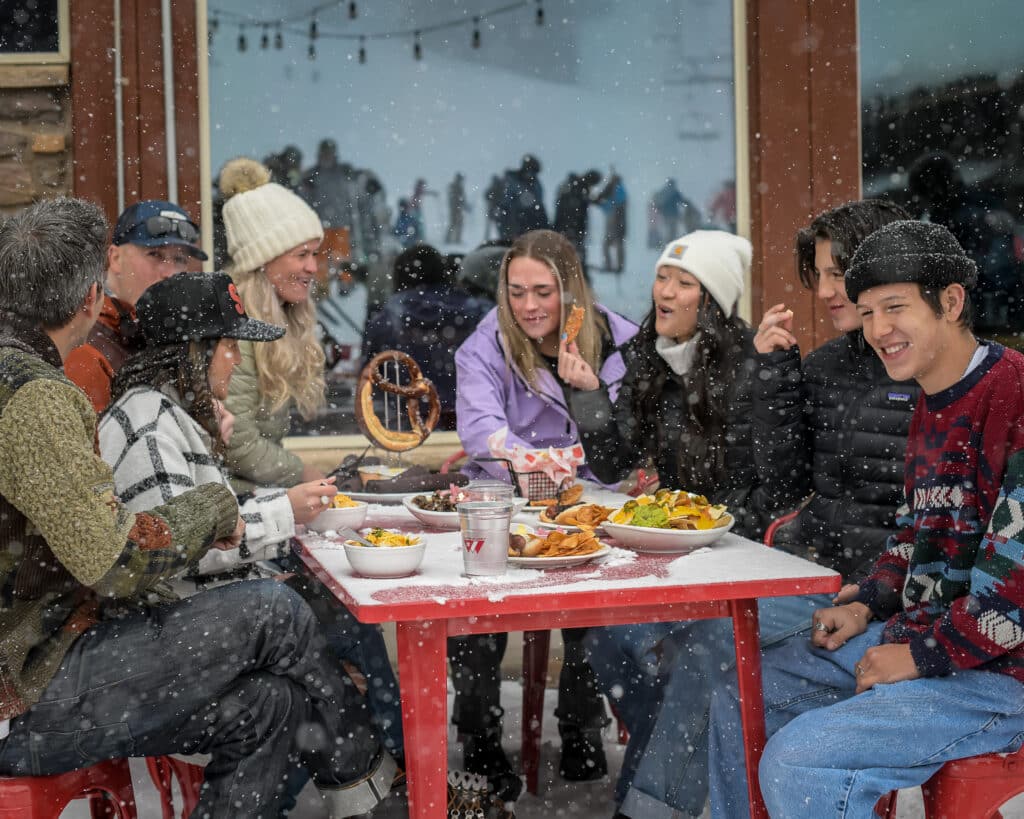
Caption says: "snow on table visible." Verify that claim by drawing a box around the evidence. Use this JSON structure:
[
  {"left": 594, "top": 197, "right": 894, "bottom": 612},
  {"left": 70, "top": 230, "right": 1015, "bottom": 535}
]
[{"left": 298, "top": 498, "right": 838, "bottom": 611}]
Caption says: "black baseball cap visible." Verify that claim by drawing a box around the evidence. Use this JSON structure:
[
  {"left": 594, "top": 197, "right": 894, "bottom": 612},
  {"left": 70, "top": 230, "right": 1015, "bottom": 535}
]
[
  {"left": 112, "top": 200, "right": 208, "bottom": 261},
  {"left": 136, "top": 272, "right": 285, "bottom": 345}
]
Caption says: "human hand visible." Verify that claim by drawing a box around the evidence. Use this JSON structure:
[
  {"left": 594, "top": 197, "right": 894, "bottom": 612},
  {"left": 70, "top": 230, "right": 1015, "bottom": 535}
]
[
  {"left": 214, "top": 515, "right": 246, "bottom": 551},
  {"left": 854, "top": 643, "right": 919, "bottom": 694},
  {"left": 811, "top": 602, "right": 871, "bottom": 651},
  {"left": 213, "top": 399, "right": 235, "bottom": 444},
  {"left": 754, "top": 303, "right": 798, "bottom": 353},
  {"left": 558, "top": 335, "right": 600, "bottom": 391},
  {"left": 833, "top": 583, "right": 861, "bottom": 605},
  {"left": 289, "top": 476, "right": 338, "bottom": 525}
]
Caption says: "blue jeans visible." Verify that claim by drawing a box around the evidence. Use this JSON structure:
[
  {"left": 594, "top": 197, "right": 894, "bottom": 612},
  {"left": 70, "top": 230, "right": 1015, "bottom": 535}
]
[
  {"left": 708, "top": 620, "right": 1024, "bottom": 819},
  {"left": 0, "top": 580, "right": 391, "bottom": 818},
  {"left": 287, "top": 573, "right": 404, "bottom": 760},
  {"left": 586, "top": 594, "right": 827, "bottom": 818}
]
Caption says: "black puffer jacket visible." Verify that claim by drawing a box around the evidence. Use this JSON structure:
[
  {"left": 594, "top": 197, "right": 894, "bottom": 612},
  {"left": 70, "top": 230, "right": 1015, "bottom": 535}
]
[
  {"left": 571, "top": 329, "right": 778, "bottom": 540},
  {"left": 751, "top": 331, "right": 920, "bottom": 579}
]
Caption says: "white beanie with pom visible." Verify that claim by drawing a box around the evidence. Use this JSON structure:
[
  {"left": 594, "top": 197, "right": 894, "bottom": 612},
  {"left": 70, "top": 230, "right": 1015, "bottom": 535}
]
[
  {"left": 655, "top": 230, "right": 750, "bottom": 315},
  {"left": 220, "top": 157, "right": 324, "bottom": 272}
]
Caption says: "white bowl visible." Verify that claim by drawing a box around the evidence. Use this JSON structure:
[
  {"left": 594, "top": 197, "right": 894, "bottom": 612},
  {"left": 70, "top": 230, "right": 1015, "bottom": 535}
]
[
  {"left": 602, "top": 514, "right": 735, "bottom": 554},
  {"left": 402, "top": 494, "right": 529, "bottom": 529},
  {"left": 402, "top": 495, "right": 461, "bottom": 529},
  {"left": 307, "top": 502, "right": 369, "bottom": 534},
  {"left": 343, "top": 540, "right": 426, "bottom": 578}
]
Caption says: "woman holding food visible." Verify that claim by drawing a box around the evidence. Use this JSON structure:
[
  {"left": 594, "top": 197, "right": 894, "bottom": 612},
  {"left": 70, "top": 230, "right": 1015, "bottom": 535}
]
[
  {"left": 217, "top": 156, "right": 328, "bottom": 492},
  {"left": 99, "top": 272, "right": 404, "bottom": 770},
  {"left": 560, "top": 229, "right": 778, "bottom": 819},
  {"left": 453, "top": 229, "right": 637, "bottom": 800}
]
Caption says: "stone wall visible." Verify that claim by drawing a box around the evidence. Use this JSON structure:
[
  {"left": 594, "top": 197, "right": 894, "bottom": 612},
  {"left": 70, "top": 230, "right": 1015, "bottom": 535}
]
[{"left": 0, "top": 64, "right": 71, "bottom": 215}]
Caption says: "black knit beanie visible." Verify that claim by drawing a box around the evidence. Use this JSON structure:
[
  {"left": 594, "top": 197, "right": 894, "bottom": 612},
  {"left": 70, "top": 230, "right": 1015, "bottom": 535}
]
[{"left": 845, "top": 220, "right": 978, "bottom": 302}]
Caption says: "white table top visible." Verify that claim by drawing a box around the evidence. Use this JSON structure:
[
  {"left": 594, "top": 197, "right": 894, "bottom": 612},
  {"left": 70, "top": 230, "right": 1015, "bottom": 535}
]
[{"left": 296, "top": 494, "right": 840, "bottom": 618}]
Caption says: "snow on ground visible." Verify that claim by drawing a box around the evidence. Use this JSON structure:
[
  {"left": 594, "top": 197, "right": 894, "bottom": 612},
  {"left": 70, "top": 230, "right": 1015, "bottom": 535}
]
[{"left": 64, "top": 680, "right": 1024, "bottom": 817}]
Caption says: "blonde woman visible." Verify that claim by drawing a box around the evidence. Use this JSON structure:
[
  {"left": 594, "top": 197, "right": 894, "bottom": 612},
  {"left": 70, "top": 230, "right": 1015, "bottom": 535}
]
[
  {"left": 218, "top": 157, "right": 327, "bottom": 491},
  {"left": 452, "top": 229, "right": 637, "bottom": 799},
  {"left": 456, "top": 229, "right": 637, "bottom": 481}
]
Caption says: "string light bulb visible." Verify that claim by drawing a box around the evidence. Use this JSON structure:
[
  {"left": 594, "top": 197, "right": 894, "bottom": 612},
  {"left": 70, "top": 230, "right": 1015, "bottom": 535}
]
[
  {"left": 308, "top": 40, "right": 316, "bottom": 60},
  {"left": 348, "top": 2, "right": 358, "bottom": 20},
  {"left": 413, "top": 31, "right": 422, "bottom": 60},
  {"left": 536, "top": 1, "right": 544, "bottom": 25},
  {"left": 237, "top": 25, "right": 247, "bottom": 52},
  {"left": 260, "top": 24, "right": 269, "bottom": 49},
  {"left": 310, "top": 18, "right": 318, "bottom": 40},
  {"left": 472, "top": 17, "right": 481, "bottom": 49},
  {"left": 359, "top": 36, "right": 366, "bottom": 64},
  {"left": 274, "top": 23, "right": 283, "bottom": 49},
  {"left": 209, "top": 16, "right": 219, "bottom": 34}
]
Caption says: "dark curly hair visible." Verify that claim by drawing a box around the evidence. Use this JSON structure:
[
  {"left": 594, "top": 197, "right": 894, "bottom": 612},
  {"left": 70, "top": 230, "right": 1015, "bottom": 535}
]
[
  {"left": 630, "top": 293, "right": 749, "bottom": 494},
  {"left": 796, "top": 199, "right": 911, "bottom": 288},
  {"left": 110, "top": 339, "right": 226, "bottom": 457}
]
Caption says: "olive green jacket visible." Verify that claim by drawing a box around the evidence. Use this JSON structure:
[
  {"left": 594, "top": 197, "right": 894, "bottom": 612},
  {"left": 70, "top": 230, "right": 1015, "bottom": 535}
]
[
  {"left": 223, "top": 340, "right": 305, "bottom": 492},
  {"left": 0, "top": 322, "right": 238, "bottom": 720}
]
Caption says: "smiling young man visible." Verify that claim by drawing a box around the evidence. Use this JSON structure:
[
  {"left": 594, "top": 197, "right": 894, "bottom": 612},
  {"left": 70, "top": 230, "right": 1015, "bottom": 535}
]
[
  {"left": 707, "top": 220, "right": 1024, "bottom": 818},
  {"left": 65, "top": 200, "right": 207, "bottom": 413}
]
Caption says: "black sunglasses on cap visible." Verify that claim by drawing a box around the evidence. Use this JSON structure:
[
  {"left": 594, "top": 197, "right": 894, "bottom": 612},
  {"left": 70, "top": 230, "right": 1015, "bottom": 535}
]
[{"left": 117, "top": 215, "right": 200, "bottom": 245}]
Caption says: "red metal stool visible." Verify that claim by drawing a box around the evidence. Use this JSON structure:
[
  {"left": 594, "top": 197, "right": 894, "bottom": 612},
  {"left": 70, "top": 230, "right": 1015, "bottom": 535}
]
[
  {"left": 918, "top": 747, "right": 1024, "bottom": 819},
  {"left": 520, "top": 629, "right": 628, "bottom": 796},
  {"left": 439, "top": 448, "right": 467, "bottom": 475},
  {"left": 145, "top": 756, "right": 205, "bottom": 819},
  {"left": 0, "top": 758, "right": 137, "bottom": 818}
]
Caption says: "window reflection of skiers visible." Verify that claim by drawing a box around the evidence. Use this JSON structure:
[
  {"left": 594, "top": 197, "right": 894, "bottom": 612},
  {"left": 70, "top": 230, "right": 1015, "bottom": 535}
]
[
  {"left": 907, "top": 151, "right": 1022, "bottom": 332},
  {"left": 393, "top": 198, "right": 421, "bottom": 248},
  {"left": 496, "top": 154, "right": 549, "bottom": 241},
  {"left": 483, "top": 175, "right": 504, "bottom": 241},
  {"left": 707, "top": 179, "right": 737, "bottom": 231},
  {"left": 410, "top": 178, "right": 438, "bottom": 240},
  {"left": 553, "top": 169, "right": 602, "bottom": 272},
  {"left": 595, "top": 170, "right": 627, "bottom": 273},
  {"left": 650, "top": 178, "right": 701, "bottom": 247},
  {"left": 302, "top": 139, "right": 356, "bottom": 233},
  {"left": 446, "top": 172, "right": 470, "bottom": 245},
  {"left": 265, "top": 144, "right": 304, "bottom": 191}
]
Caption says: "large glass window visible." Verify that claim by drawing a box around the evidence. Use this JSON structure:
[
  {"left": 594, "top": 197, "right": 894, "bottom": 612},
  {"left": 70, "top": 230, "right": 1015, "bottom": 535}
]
[
  {"left": 860, "top": 0, "right": 1024, "bottom": 342},
  {"left": 207, "top": 0, "right": 737, "bottom": 432},
  {"left": 0, "top": 0, "right": 67, "bottom": 62}
]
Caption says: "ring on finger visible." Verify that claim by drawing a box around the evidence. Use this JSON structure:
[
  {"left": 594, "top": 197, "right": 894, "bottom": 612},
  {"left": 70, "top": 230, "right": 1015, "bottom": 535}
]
[
  {"left": 320, "top": 495, "right": 330, "bottom": 506},
  {"left": 813, "top": 621, "right": 829, "bottom": 633},
  {"left": 854, "top": 663, "right": 863, "bottom": 676}
]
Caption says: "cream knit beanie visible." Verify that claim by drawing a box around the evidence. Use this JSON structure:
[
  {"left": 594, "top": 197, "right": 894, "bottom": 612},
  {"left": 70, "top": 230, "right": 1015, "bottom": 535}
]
[
  {"left": 219, "top": 157, "right": 324, "bottom": 272},
  {"left": 655, "top": 230, "right": 750, "bottom": 315}
]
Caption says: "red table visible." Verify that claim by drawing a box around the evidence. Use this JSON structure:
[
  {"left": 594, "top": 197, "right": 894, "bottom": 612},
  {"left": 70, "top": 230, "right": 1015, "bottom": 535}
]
[{"left": 295, "top": 511, "right": 839, "bottom": 819}]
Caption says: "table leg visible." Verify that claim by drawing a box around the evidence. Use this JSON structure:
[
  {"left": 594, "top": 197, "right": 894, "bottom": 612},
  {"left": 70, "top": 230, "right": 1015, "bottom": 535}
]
[
  {"left": 730, "top": 598, "right": 768, "bottom": 819},
  {"left": 396, "top": 619, "right": 448, "bottom": 819},
  {"left": 521, "top": 629, "right": 552, "bottom": 795}
]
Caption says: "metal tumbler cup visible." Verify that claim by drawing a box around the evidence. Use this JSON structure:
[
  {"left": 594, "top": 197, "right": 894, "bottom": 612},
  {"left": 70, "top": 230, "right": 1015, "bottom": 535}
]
[{"left": 458, "top": 501, "right": 513, "bottom": 576}]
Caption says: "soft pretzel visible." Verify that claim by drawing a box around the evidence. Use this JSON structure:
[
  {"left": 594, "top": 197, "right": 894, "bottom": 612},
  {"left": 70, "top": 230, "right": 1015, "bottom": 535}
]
[
  {"left": 564, "top": 305, "right": 585, "bottom": 344},
  {"left": 355, "top": 351, "right": 440, "bottom": 452}
]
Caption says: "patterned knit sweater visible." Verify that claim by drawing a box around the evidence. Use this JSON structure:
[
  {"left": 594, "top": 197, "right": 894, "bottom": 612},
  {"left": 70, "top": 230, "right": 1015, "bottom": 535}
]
[
  {"left": 100, "top": 385, "right": 295, "bottom": 591},
  {"left": 0, "top": 325, "right": 239, "bottom": 721},
  {"left": 856, "top": 343, "right": 1024, "bottom": 682}
]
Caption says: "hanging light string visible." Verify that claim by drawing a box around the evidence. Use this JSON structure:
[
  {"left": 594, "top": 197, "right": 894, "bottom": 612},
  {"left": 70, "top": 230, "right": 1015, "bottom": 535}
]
[
  {"left": 210, "top": 0, "right": 533, "bottom": 57},
  {"left": 212, "top": 0, "right": 356, "bottom": 28}
]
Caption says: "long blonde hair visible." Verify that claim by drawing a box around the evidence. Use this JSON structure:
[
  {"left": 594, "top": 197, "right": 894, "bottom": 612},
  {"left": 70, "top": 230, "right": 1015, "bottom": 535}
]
[
  {"left": 231, "top": 265, "right": 325, "bottom": 419},
  {"left": 496, "top": 229, "right": 606, "bottom": 390}
]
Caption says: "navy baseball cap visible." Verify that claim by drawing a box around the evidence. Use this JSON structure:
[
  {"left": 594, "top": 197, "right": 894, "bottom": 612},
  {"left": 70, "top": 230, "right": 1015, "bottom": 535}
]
[
  {"left": 136, "top": 272, "right": 285, "bottom": 345},
  {"left": 112, "top": 200, "right": 208, "bottom": 260}
]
